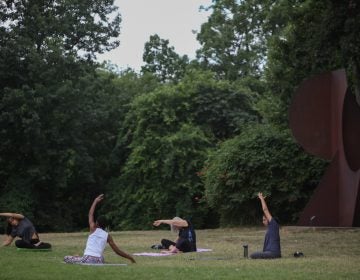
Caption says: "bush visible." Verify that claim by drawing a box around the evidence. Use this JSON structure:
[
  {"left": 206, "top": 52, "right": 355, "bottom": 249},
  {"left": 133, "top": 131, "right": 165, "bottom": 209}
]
[{"left": 202, "top": 124, "right": 327, "bottom": 226}]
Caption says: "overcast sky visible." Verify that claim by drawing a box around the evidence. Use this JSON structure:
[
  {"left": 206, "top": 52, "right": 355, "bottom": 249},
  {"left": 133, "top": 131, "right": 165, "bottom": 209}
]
[{"left": 97, "top": 0, "right": 212, "bottom": 72}]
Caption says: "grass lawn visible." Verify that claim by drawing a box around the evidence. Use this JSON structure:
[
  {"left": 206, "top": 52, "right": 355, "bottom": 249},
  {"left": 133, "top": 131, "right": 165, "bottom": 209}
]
[{"left": 0, "top": 227, "right": 359, "bottom": 280}]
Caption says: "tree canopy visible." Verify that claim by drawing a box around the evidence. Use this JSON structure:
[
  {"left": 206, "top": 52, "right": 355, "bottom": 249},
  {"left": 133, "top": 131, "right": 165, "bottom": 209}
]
[{"left": 1, "top": 0, "right": 358, "bottom": 231}]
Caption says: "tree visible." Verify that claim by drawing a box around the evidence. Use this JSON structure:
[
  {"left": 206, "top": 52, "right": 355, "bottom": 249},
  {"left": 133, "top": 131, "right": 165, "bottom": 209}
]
[
  {"left": 180, "top": 69, "right": 260, "bottom": 140},
  {"left": 0, "top": 0, "right": 125, "bottom": 231},
  {"left": 105, "top": 85, "right": 213, "bottom": 229},
  {"left": 0, "top": 0, "right": 121, "bottom": 89},
  {"left": 0, "top": 70, "right": 141, "bottom": 231},
  {"left": 141, "top": 34, "right": 189, "bottom": 83},
  {"left": 264, "top": 0, "right": 360, "bottom": 125},
  {"left": 202, "top": 124, "right": 327, "bottom": 226},
  {"left": 105, "top": 69, "right": 261, "bottom": 229},
  {"left": 196, "top": 0, "right": 272, "bottom": 80}
]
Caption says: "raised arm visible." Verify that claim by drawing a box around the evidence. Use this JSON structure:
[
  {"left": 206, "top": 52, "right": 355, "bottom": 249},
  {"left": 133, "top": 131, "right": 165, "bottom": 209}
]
[
  {"left": 0, "top": 213, "right": 24, "bottom": 220},
  {"left": 88, "top": 194, "right": 104, "bottom": 232},
  {"left": 153, "top": 218, "right": 188, "bottom": 228},
  {"left": 107, "top": 234, "right": 136, "bottom": 263},
  {"left": 0, "top": 213, "right": 22, "bottom": 247},
  {"left": 258, "top": 192, "right": 272, "bottom": 222}
]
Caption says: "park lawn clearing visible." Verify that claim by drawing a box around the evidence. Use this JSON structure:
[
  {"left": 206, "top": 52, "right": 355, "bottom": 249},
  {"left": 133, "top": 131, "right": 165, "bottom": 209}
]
[{"left": 0, "top": 227, "right": 359, "bottom": 280}]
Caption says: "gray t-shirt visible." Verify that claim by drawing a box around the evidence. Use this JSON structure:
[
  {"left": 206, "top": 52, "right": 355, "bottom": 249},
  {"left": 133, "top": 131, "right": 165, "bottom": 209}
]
[
  {"left": 11, "top": 217, "right": 37, "bottom": 242},
  {"left": 263, "top": 218, "right": 281, "bottom": 255}
]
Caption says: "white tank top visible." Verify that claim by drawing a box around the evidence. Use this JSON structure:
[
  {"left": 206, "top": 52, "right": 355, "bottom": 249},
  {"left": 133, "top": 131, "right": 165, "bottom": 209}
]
[{"left": 84, "top": 228, "right": 109, "bottom": 257}]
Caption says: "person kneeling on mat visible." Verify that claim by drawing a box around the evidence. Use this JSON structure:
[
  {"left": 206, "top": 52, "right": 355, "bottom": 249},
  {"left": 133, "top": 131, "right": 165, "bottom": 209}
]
[
  {"left": 64, "top": 194, "right": 135, "bottom": 264},
  {"left": 1, "top": 212, "right": 51, "bottom": 249}
]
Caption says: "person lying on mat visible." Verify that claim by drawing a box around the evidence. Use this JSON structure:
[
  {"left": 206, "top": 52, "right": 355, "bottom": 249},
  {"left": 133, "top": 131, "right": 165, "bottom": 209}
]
[
  {"left": 0, "top": 212, "right": 51, "bottom": 249},
  {"left": 250, "top": 192, "right": 281, "bottom": 259},
  {"left": 153, "top": 217, "right": 197, "bottom": 253},
  {"left": 64, "top": 194, "right": 135, "bottom": 264}
]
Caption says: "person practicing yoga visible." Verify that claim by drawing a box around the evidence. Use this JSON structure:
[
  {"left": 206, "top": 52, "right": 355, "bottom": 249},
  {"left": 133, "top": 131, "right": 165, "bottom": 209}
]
[
  {"left": 1, "top": 212, "right": 51, "bottom": 249},
  {"left": 153, "top": 216, "right": 196, "bottom": 253},
  {"left": 64, "top": 194, "right": 135, "bottom": 264},
  {"left": 250, "top": 192, "right": 281, "bottom": 259}
]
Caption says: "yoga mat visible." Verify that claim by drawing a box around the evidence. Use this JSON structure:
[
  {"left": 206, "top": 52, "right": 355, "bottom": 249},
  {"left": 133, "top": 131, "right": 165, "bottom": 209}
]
[
  {"left": 17, "top": 248, "right": 52, "bottom": 252},
  {"left": 188, "top": 257, "right": 232, "bottom": 261},
  {"left": 79, "top": 263, "right": 128, "bottom": 266},
  {"left": 134, "top": 248, "right": 212, "bottom": 256},
  {"left": 62, "top": 262, "right": 127, "bottom": 266},
  {"left": 133, "top": 252, "right": 174, "bottom": 256},
  {"left": 197, "top": 248, "right": 212, "bottom": 252}
]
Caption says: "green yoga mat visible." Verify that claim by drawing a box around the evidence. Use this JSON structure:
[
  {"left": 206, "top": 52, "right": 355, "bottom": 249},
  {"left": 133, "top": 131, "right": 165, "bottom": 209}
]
[{"left": 17, "top": 248, "right": 52, "bottom": 252}]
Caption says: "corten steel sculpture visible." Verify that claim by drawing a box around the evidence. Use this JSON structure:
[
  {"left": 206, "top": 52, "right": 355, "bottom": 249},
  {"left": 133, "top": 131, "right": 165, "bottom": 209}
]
[{"left": 289, "top": 69, "right": 360, "bottom": 227}]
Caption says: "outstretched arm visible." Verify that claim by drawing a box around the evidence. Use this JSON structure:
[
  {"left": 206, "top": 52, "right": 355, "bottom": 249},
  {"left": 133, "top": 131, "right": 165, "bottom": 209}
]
[
  {"left": 0, "top": 213, "right": 24, "bottom": 220},
  {"left": 0, "top": 214, "right": 20, "bottom": 247},
  {"left": 2, "top": 235, "right": 14, "bottom": 247},
  {"left": 88, "top": 194, "right": 104, "bottom": 232},
  {"left": 258, "top": 192, "right": 272, "bottom": 222},
  {"left": 108, "top": 234, "right": 136, "bottom": 263},
  {"left": 153, "top": 218, "right": 188, "bottom": 228}
]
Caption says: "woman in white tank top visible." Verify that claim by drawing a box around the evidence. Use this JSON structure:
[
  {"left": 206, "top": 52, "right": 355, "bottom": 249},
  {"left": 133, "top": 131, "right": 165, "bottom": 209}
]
[{"left": 64, "top": 194, "right": 136, "bottom": 264}]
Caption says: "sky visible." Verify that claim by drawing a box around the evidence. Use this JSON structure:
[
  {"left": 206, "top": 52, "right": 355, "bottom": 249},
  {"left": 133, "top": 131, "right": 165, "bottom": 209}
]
[{"left": 97, "top": 0, "right": 212, "bottom": 72}]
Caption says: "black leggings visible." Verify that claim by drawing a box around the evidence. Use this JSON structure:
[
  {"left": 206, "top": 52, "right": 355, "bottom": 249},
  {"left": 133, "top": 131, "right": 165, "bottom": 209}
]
[
  {"left": 250, "top": 251, "right": 281, "bottom": 259},
  {"left": 15, "top": 239, "right": 51, "bottom": 249},
  {"left": 161, "top": 239, "right": 176, "bottom": 249},
  {"left": 161, "top": 238, "right": 194, "bottom": 253}
]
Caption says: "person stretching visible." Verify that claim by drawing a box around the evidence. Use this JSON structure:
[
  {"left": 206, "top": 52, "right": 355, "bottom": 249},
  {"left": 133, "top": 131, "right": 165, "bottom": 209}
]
[
  {"left": 1, "top": 212, "right": 51, "bottom": 249},
  {"left": 153, "top": 217, "right": 196, "bottom": 253},
  {"left": 250, "top": 192, "right": 281, "bottom": 259},
  {"left": 64, "top": 194, "right": 135, "bottom": 264}
]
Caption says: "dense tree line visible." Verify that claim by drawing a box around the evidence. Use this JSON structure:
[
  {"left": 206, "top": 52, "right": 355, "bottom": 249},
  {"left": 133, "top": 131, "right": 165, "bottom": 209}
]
[{"left": 0, "top": 0, "right": 358, "bottom": 232}]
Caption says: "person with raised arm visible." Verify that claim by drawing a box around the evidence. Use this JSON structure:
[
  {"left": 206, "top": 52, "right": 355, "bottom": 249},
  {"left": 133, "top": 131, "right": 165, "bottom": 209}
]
[
  {"left": 153, "top": 217, "right": 196, "bottom": 253},
  {"left": 64, "top": 194, "right": 135, "bottom": 264},
  {"left": 0, "top": 212, "right": 51, "bottom": 249},
  {"left": 250, "top": 192, "right": 281, "bottom": 259}
]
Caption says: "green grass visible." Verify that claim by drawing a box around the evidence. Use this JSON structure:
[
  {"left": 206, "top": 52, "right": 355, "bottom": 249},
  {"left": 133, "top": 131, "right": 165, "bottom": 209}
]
[{"left": 0, "top": 227, "right": 359, "bottom": 279}]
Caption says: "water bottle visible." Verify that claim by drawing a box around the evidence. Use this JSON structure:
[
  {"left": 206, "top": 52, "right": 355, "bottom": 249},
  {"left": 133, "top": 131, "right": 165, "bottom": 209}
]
[{"left": 243, "top": 244, "right": 248, "bottom": 258}]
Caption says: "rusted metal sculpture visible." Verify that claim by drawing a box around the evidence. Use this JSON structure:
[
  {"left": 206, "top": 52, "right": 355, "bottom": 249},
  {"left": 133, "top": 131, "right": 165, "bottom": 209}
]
[{"left": 289, "top": 69, "right": 360, "bottom": 227}]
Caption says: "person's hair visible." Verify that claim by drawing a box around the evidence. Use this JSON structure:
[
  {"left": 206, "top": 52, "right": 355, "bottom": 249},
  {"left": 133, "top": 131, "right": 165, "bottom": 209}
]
[
  {"left": 171, "top": 217, "right": 182, "bottom": 233},
  {"left": 96, "top": 215, "right": 108, "bottom": 230}
]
